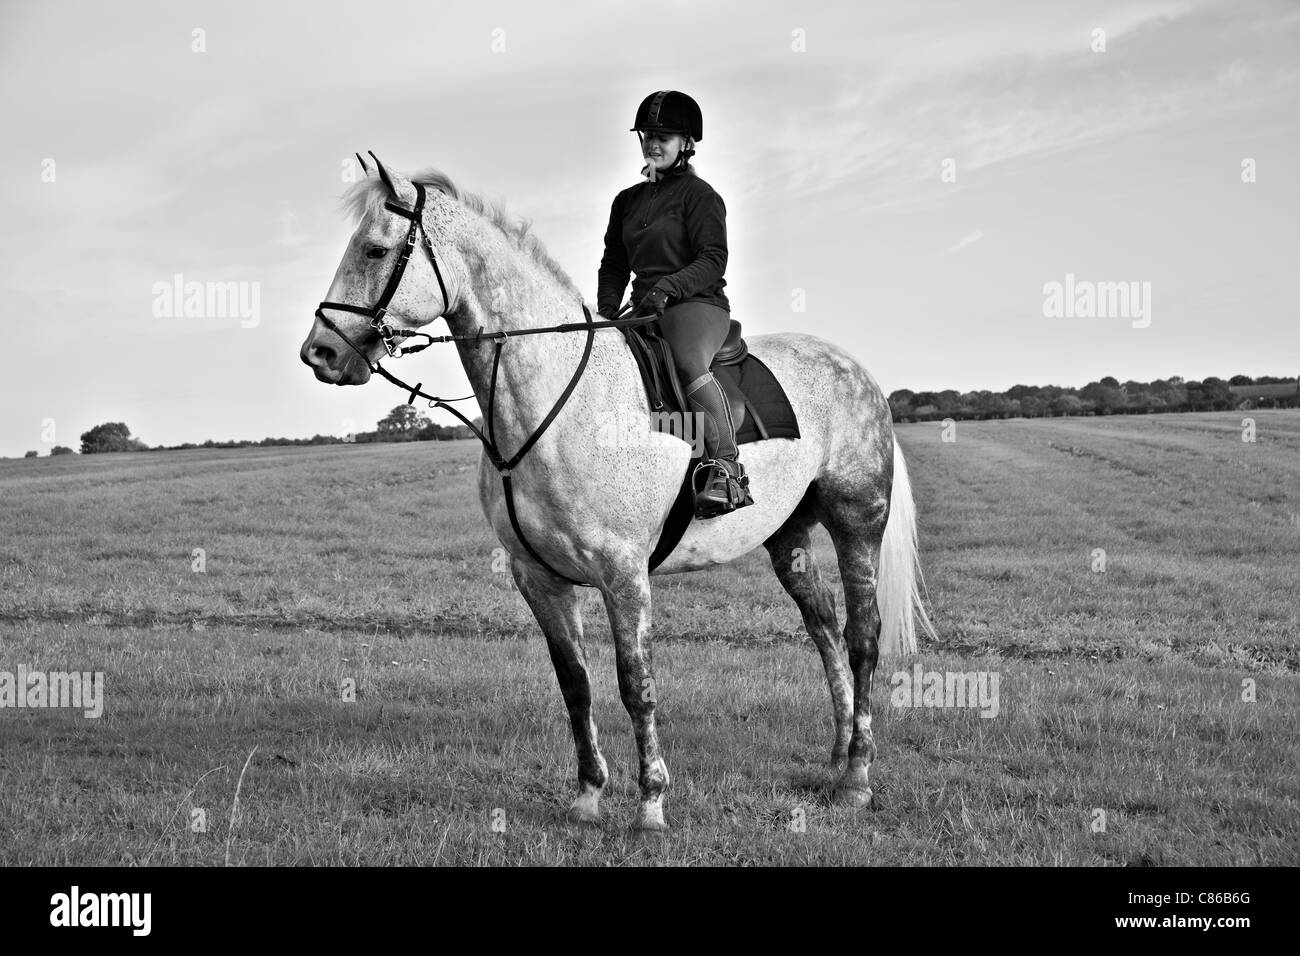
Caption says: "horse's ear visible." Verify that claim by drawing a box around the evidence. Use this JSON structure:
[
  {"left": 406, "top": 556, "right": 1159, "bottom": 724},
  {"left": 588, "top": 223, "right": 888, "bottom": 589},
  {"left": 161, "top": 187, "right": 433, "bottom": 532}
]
[
  {"left": 367, "top": 151, "right": 416, "bottom": 207},
  {"left": 369, "top": 151, "right": 397, "bottom": 197},
  {"left": 355, "top": 152, "right": 370, "bottom": 175}
]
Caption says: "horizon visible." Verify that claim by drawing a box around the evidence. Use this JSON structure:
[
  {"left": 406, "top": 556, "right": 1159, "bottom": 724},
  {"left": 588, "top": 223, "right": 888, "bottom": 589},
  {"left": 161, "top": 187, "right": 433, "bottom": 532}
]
[
  {"left": 9, "top": 367, "right": 1293, "bottom": 457},
  {"left": 2, "top": 0, "right": 1297, "bottom": 458}
]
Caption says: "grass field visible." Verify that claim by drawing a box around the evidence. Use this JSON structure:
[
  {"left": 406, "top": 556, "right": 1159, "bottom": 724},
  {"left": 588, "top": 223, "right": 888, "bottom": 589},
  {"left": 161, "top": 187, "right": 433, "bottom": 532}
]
[{"left": 1, "top": 411, "right": 1297, "bottom": 865}]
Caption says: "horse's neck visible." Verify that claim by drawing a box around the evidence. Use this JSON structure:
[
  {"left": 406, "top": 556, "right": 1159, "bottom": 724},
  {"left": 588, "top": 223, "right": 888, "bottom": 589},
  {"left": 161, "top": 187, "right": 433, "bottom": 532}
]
[{"left": 445, "top": 224, "right": 639, "bottom": 461}]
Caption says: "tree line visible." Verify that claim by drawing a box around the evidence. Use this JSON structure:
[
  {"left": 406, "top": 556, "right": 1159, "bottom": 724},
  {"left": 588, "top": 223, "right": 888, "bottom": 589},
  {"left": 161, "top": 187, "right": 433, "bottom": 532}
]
[
  {"left": 889, "top": 374, "right": 1297, "bottom": 422},
  {"left": 18, "top": 372, "right": 1298, "bottom": 456},
  {"left": 22, "top": 407, "right": 481, "bottom": 457}
]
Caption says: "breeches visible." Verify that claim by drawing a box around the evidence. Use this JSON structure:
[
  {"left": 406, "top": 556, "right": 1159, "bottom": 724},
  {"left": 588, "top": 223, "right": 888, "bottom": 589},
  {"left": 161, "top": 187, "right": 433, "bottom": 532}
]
[
  {"left": 655, "top": 300, "right": 739, "bottom": 460},
  {"left": 656, "top": 301, "right": 731, "bottom": 383}
]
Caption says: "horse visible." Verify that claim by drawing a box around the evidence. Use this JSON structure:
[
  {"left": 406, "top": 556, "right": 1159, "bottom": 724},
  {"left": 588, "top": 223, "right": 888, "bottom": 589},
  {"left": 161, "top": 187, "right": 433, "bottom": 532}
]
[{"left": 300, "top": 154, "right": 936, "bottom": 831}]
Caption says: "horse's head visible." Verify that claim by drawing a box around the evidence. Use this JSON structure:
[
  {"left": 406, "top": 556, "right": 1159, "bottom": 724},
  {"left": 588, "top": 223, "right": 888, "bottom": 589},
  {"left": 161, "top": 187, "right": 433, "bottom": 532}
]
[{"left": 301, "top": 153, "right": 454, "bottom": 385}]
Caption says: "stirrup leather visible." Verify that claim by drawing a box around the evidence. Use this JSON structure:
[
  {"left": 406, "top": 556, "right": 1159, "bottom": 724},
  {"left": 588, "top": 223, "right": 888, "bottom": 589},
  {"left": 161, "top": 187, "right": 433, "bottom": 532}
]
[{"left": 691, "top": 459, "right": 755, "bottom": 519}]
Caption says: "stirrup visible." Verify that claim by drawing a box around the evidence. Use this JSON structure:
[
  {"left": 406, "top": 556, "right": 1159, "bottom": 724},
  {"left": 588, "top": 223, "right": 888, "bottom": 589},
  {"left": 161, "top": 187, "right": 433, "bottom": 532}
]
[{"left": 691, "top": 458, "right": 755, "bottom": 519}]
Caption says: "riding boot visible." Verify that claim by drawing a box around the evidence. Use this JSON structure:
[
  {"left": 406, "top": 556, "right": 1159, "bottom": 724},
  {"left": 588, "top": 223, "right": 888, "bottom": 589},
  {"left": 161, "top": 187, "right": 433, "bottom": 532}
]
[{"left": 685, "top": 372, "right": 755, "bottom": 519}]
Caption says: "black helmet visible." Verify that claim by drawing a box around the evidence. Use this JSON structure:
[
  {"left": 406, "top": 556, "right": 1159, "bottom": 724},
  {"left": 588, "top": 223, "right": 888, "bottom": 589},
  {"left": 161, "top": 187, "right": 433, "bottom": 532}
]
[{"left": 630, "top": 90, "right": 703, "bottom": 142}]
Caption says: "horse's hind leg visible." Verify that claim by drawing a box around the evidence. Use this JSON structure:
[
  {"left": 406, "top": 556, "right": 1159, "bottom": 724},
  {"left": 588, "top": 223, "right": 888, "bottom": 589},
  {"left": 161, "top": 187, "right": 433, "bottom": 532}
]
[
  {"left": 764, "top": 501, "right": 853, "bottom": 765},
  {"left": 815, "top": 479, "right": 891, "bottom": 807},
  {"left": 511, "top": 557, "right": 608, "bottom": 823}
]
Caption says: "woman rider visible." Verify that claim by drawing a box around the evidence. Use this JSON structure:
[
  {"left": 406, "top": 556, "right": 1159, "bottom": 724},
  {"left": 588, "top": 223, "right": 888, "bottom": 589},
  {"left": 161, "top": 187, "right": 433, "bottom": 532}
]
[{"left": 597, "top": 90, "right": 754, "bottom": 518}]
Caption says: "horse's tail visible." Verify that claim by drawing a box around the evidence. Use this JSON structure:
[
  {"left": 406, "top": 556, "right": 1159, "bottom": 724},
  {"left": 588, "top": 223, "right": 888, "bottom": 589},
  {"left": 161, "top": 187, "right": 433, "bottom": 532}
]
[{"left": 877, "top": 438, "right": 937, "bottom": 656}]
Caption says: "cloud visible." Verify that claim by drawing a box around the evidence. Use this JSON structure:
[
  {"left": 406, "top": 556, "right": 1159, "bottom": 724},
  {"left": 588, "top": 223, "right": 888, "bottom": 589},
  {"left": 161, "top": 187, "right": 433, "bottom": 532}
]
[{"left": 945, "top": 230, "right": 984, "bottom": 255}]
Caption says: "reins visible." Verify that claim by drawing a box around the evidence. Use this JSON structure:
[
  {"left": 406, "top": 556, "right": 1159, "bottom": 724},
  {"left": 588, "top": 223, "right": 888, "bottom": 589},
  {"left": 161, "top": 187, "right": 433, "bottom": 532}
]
[{"left": 315, "top": 183, "right": 659, "bottom": 587}]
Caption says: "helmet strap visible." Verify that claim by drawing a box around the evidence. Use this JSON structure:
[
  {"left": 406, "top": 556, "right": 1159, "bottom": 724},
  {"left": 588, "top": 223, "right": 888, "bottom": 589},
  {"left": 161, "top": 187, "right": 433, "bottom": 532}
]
[{"left": 635, "top": 130, "right": 692, "bottom": 179}]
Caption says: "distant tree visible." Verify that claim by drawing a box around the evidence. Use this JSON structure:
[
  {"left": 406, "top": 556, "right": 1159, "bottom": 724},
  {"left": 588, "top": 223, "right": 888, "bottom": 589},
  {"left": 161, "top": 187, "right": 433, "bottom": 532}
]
[
  {"left": 50, "top": 446, "right": 74, "bottom": 456},
  {"left": 416, "top": 421, "right": 456, "bottom": 441},
  {"left": 80, "top": 422, "right": 147, "bottom": 454},
  {"left": 24, "top": 450, "right": 38, "bottom": 458},
  {"left": 1200, "top": 377, "right": 1234, "bottom": 410},
  {"left": 936, "top": 389, "right": 962, "bottom": 413},
  {"left": 971, "top": 391, "right": 1014, "bottom": 419},
  {"left": 377, "top": 405, "right": 429, "bottom": 440},
  {"left": 1050, "top": 394, "right": 1084, "bottom": 416},
  {"left": 1228, "top": 374, "right": 1254, "bottom": 386},
  {"left": 1126, "top": 390, "right": 1161, "bottom": 412},
  {"left": 1080, "top": 381, "right": 1126, "bottom": 414},
  {"left": 1019, "top": 395, "right": 1047, "bottom": 417},
  {"left": 889, "top": 388, "right": 916, "bottom": 405},
  {"left": 1099, "top": 376, "right": 1120, "bottom": 389},
  {"left": 1150, "top": 379, "right": 1188, "bottom": 407},
  {"left": 1006, "top": 384, "right": 1040, "bottom": 402}
]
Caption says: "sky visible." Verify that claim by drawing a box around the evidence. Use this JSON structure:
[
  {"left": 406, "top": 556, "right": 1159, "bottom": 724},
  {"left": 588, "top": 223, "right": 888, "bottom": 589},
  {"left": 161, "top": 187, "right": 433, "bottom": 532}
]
[{"left": 1, "top": 0, "right": 1296, "bottom": 456}]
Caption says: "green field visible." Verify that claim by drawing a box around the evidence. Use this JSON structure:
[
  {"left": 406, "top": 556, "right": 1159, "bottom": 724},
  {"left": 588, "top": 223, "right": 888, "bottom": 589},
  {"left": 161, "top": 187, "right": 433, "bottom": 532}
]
[{"left": 1, "top": 411, "right": 1297, "bottom": 865}]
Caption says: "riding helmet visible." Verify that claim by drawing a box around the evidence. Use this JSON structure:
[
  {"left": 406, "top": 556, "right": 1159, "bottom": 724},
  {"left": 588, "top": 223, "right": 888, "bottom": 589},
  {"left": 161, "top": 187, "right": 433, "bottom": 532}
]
[{"left": 630, "top": 90, "right": 703, "bottom": 142}]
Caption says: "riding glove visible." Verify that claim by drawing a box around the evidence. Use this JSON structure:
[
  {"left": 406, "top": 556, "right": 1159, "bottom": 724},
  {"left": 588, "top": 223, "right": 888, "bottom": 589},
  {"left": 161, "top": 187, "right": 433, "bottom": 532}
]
[{"left": 635, "top": 286, "right": 670, "bottom": 318}]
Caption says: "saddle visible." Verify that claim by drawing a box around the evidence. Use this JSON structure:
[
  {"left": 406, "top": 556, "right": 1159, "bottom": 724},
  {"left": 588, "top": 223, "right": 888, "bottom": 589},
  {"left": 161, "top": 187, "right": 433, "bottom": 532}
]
[
  {"left": 620, "top": 319, "right": 746, "bottom": 436},
  {"left": 619, "top": 317, "right": 801, "bottom": 569}
]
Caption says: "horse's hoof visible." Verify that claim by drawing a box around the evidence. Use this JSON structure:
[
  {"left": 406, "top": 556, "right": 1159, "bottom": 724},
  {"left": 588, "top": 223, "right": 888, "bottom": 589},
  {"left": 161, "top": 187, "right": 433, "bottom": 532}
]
[
  {"left": 566, "top": 805, "right": 600, "bottom": 825},
  {"left": 833, "top": 786, "right": 873, "bottom": 808},
  {"left": 566, "top": 791, "right": 602, "bottom": 825},
  {"left": 633, "top": 806, "right": 669, "bottom": 833}
]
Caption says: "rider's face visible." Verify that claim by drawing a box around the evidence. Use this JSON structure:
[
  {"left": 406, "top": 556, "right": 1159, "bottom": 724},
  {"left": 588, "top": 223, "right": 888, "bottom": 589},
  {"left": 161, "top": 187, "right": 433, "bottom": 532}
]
[{"left": 640, "top": 131, "right": 684, "bottom": 172}]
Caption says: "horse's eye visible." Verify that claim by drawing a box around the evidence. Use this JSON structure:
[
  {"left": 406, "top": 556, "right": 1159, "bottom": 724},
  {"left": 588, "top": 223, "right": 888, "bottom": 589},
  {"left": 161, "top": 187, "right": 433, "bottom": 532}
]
[{"left": 365, "top": 247, "right": 387, "bottom": 260}]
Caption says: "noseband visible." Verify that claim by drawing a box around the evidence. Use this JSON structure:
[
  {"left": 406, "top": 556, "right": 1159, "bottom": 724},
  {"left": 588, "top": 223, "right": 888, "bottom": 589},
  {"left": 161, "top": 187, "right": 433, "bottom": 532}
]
[{"left": 315, "top": 182, "right": 449, "bottom": 358}]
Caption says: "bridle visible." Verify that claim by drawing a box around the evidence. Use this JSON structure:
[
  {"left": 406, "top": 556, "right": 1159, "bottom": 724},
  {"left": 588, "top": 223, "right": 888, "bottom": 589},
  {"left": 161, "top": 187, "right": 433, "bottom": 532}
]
[
  {"left": 315, "top": 181, "right": 448, "bottom": 360},
  {"left": 311, "top": 178, "right": 658, "bottom": 587}
]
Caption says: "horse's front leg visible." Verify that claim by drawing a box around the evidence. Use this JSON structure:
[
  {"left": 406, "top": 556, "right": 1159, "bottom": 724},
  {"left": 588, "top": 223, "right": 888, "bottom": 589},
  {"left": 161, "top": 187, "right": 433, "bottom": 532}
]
[
  {"left": 511, "top": 556, "right": 608, "bottom": 823},
  {"left": 599, "top": 567, "right": 670, "bottom": 831}
]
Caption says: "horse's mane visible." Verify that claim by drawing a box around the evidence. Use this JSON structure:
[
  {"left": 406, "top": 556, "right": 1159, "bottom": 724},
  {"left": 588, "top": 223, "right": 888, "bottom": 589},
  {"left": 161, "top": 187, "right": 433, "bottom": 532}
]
[{"left": 342, "top": 168, "right": 580, "bottom": 296}]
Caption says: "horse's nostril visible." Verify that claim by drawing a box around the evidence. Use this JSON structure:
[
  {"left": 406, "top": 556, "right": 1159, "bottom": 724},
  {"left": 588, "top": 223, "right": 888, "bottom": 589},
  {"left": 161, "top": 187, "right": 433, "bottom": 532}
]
[{"left": 304, "top": 343, "right": 336, "bottom": 367}]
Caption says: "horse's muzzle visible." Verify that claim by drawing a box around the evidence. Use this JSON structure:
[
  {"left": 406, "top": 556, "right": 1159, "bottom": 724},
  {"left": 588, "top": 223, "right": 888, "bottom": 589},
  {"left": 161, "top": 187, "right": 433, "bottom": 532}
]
[{"left": 300, "top": 335, "right": 371, "bottom": 385}]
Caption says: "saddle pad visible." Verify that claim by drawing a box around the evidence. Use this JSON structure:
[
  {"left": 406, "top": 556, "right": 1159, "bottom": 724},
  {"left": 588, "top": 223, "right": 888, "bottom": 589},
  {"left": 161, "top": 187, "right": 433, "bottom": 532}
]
[{"left": 716, "top": 355, "right": 801, "bottom": 445}]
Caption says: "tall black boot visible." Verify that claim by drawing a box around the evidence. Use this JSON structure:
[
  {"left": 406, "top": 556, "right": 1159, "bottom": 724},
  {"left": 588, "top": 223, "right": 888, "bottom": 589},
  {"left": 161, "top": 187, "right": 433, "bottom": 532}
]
[{"left": 685, "top": 372, "right": 754, "bottom": 518}]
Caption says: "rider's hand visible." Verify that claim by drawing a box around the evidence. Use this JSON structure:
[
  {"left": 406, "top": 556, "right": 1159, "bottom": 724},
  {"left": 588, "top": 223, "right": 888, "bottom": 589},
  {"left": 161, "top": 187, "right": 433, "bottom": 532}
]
[
  {"left": 634, "top": 286, "right": 669, "bottom": 318},
  {"left": 597, "top": 304, "right": 619, "bottom": 321}
]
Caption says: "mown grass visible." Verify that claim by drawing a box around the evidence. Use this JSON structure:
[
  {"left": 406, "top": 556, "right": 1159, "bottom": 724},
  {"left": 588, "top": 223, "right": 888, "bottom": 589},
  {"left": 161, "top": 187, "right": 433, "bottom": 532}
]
[{"left": 1, "top": 412, "right": 1297, "bottom": 864}]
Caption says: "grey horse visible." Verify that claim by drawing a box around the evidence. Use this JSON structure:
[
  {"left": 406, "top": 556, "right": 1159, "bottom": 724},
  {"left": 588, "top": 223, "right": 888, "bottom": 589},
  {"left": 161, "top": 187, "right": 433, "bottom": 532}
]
[{"left": 301, "top": 157, "right": 936, "bottom": 831}]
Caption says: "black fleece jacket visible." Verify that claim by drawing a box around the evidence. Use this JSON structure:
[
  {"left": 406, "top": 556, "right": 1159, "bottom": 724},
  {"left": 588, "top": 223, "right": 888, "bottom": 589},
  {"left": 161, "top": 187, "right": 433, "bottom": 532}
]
[{"left": 597, "top": 164, "right": 729, "bottom": 315}]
